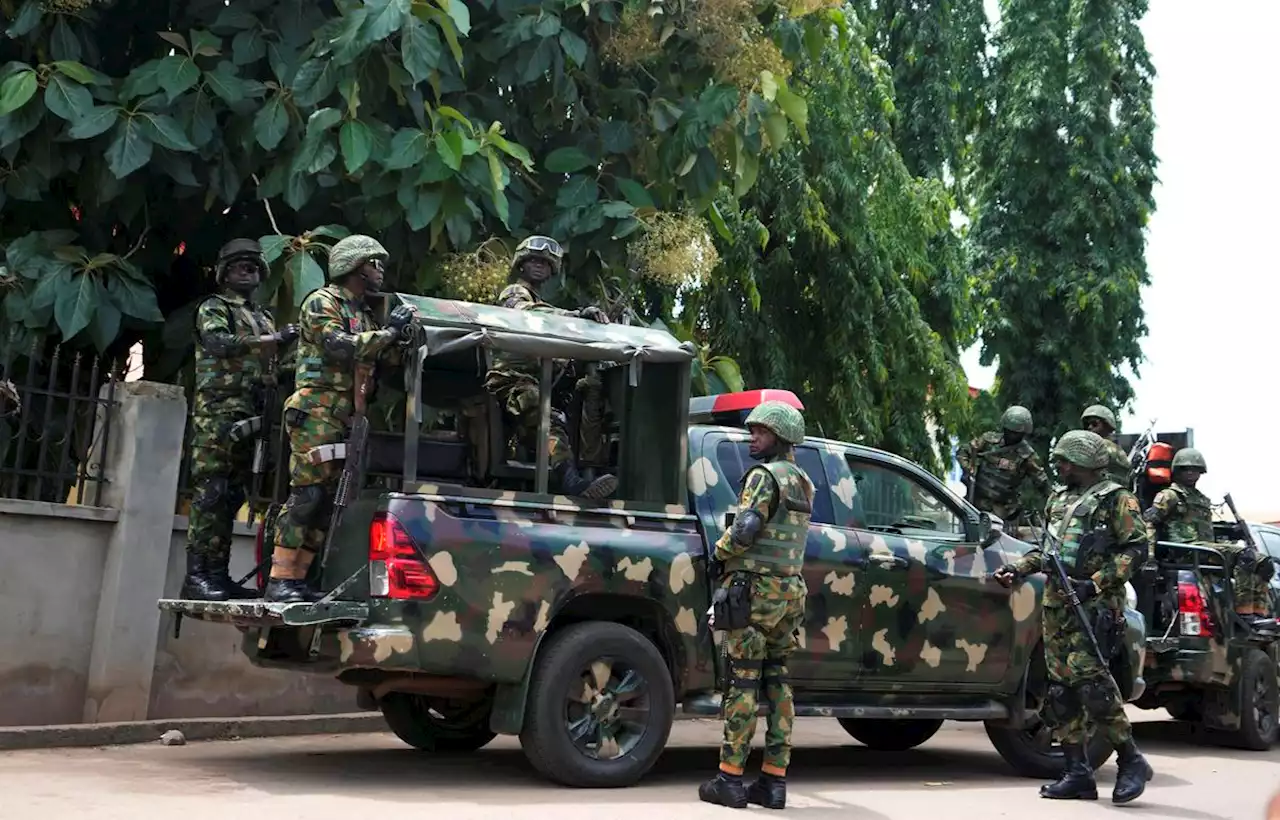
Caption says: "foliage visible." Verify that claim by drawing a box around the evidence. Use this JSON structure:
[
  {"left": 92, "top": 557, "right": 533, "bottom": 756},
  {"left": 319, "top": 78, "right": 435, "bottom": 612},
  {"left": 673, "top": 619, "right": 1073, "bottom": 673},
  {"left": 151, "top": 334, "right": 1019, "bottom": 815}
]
[{"left": 972, "top": 0, "right": 1157, "bottom": 446}]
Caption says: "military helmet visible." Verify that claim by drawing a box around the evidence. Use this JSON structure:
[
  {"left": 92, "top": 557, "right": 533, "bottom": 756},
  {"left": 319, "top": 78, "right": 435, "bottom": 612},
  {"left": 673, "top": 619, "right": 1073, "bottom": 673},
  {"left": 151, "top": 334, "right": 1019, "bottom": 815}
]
[
  {"left": 1001, "top": 405, "right": 1034, "bottom": 434},
  {"left": 1052, "top": 429, "right": 1109, "bottom": 469},
  {"left": 510, "top": 235, "right": 563, "bottom": 279},
  {"left": 215, "top": 238, "right": 265, "bottom": 284},
  {"left": 1172, "top": 447, "right": 1207, "bottom": 473},
  {"left": 1081, "top": 404, "right": 1118, "bottom": 431},
  {"left": 328, "top": 235, "right": 389, "bottom": 281},
  {"left": 744, "top": 401, "right": 805, "bottom": 446}
]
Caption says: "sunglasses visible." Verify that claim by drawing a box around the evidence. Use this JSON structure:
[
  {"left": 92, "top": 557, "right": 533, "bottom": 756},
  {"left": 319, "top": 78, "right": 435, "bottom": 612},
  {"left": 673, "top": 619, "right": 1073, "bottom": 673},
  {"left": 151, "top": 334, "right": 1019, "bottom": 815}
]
[{"left": 524, "top": 236, "right": 563, "bottom": 258}]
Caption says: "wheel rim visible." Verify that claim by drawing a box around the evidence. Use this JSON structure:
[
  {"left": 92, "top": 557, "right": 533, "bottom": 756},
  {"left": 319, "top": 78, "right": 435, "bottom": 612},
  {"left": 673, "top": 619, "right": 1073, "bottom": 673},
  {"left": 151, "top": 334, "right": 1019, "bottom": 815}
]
[
  {"left": 563, "top": 656, "right": 651, "bottom": 760},
  {"left": 1253, "top": 672, "right": 1276, "bottom": 736},
  {"left": 407, "top": 696, "right": 490, "bottom": 736}
]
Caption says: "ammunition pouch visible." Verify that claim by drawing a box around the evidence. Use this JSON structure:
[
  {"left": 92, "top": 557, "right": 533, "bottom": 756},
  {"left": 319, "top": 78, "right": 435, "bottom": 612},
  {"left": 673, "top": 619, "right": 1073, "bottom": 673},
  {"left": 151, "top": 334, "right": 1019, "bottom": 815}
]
[
  {"left": 225, "top": 415, "right": 264, "bottom": 444},
  {"left": 1092, "top": 606, "right": 1124, "bottom": 661},
  {"left": 1079, "top": 680, "right": 1113, "bottom": 718},
  {"left": 1066, "top": 528, "right": 1114, "bottom": 578},
  {"left": 712, "top": 574, "right": 753, "bottom": 631},
  {"left": 1043, "top": 683, "right": 1077, "bottom": 728},
  {"left": 727, "top": 658, "right": 762, "bottom": 692}
]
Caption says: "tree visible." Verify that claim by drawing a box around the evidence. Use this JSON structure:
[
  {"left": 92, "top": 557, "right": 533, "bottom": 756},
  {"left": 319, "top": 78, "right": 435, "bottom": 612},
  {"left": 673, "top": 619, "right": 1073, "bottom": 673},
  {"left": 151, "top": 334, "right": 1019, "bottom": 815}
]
[{"left": 972, "top": 0, "right": 1157, "bottom": 444}]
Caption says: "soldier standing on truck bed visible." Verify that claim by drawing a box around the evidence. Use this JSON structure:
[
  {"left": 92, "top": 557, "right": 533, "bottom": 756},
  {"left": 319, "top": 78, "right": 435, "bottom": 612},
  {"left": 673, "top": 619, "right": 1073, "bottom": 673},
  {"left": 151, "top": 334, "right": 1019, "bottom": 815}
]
[
  {"left": 264, "top": 235, "right": 417, "bottom": 603},
  {"left": 1081, "top": 404, "right": 1132, "bottom": 488},
  {"left": 483, "top": 235, "right": 617, "bottom": 499},
  {"left": 958, "top": 405, "right": 1050, "bottom": 535},
  {"left": 184, "top": 239, "right": 298, "bottom": 602},
  {"left": 994, "top": 430, "right": 1153, "bottom": 805},
  {"left": 699, "top": 401, "right": 812, "bottom": 811}
]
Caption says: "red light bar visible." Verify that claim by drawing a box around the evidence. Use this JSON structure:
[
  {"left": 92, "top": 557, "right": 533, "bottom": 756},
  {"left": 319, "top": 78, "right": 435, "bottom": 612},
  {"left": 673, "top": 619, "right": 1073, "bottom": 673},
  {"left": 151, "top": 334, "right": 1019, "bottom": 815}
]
[{"left": 711, "top": 389, "right": 804, "bottom": 412}]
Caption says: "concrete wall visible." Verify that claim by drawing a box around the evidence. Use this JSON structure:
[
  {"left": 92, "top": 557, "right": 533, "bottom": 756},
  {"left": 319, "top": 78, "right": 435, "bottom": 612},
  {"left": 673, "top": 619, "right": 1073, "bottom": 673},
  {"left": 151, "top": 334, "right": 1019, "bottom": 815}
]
[{"left": 0, "top": 381, "right": 357, "bottom": 728}]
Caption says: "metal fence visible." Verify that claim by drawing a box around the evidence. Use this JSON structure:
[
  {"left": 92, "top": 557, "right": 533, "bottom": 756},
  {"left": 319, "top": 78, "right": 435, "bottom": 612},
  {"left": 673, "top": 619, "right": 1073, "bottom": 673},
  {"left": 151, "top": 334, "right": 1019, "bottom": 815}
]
[{"left": 0, "top": 341, "right": 121, "bottom": 506}]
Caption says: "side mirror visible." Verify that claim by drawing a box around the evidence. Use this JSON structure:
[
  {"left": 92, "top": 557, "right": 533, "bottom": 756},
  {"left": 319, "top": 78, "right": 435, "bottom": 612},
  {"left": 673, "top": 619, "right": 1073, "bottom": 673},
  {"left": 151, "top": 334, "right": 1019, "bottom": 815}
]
[{"left": 972, "top": 511, "right": 1000, "bottom": 547}]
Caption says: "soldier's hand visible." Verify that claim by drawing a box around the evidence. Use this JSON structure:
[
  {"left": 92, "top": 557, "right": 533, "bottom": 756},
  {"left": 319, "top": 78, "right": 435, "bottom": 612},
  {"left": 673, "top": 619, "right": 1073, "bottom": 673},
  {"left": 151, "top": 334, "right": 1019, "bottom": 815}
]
[
  {"left": 276, "top": 324, "right": 300, "bottom": 345},
  {"left": 387, "top": 304, "right": 417, "bottom": 331},
  {"left": 992, "top": 565, "right": 1018, "bottom": 588},
  {"left": 578, "top": 306, "right": 610, "bottom": 324},
  {"left": 1071, "top": 578, "right": 1098, "bottom": 602}
]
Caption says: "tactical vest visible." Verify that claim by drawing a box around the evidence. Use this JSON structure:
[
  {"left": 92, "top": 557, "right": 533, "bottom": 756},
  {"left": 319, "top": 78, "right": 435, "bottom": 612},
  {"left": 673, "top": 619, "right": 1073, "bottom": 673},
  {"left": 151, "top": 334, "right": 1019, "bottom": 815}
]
[
  {"left": 724, "top": 460, "right": 812, "bottom": 577},
  {"left": 974, "top": 437, "right": 1030, "bottom": 505},
  {"left": 193, "top": 294, "right": 272, "bottom": 396},
  {"left": 1051, "top": 480, "right": 1122, "bottom": 578},
  {"left": 294, "top": 286, "right": 379, "bottom": 397},
  {"left": 1102, "top": 438, "right": 1131, "bottom": 487},
  {"left": 1160, "top": 484, "right": 1214, "bottom": 543}
]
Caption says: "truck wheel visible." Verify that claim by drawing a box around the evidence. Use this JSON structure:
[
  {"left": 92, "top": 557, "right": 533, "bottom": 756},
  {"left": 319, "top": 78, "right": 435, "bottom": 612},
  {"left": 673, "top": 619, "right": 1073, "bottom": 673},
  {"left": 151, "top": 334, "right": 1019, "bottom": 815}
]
[
  {"left": 985, "top": 717, "right": 1113, "bottom": 779},
  {"left": 1229, "top": 648, "right": 1279, "bottom": 750},
  {"left": 837, "top": 718, "right": 942, "bottom": 751},
  {"left": 520, "top": 621, "right": 675, "bottom": 788},
  {"left": 1166, "top": 699, "right": 1203, "bottom": 722},
  {"left": 380, "top": 693, "right": 497, "bottom": 752}
]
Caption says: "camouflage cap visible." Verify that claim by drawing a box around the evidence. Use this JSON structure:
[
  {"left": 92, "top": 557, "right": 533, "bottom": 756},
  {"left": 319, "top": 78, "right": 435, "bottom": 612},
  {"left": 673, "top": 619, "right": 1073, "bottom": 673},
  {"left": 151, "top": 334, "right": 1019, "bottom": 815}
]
[
  {"left": 1001, "top": 405, "right": 1033, "bottom": 434},
  {"left": 215, "top": 238, "right": 264, "bottom": 283},
  {"left": 1172, "top": 447, "right": 1207, "bottom": 473},
  {"left": 745, "top": 401, "right": 805, "bottom": 445},
  {"left": 329, "top": 235, "right": 389, "bottom": 281},
  {"left": 1081, "top": 404, "right": 1117, "bottom": 430},
  {"left": 1052, "top": 429, "right": 1108, "bottom": 469}
]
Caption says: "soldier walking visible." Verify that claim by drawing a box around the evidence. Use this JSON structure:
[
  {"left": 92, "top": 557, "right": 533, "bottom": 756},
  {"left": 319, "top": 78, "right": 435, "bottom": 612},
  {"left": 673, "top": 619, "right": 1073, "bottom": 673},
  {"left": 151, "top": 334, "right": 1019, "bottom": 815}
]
[
  {"left": 264, "top": 235, "right": 416, "bottom": 603},
  {"left": 1080, "top": 405, "right": 1132, "bottom": 487},
  {"left": 958, "top": 405, "right": 1050, "bottom": 534},
  {"left": 994, "top": 430, "right": 1153, "bottom": 804},
  {"left": 184, "top": 239, "right": 297, "bottom": 601},
  {"left": 699, "top": 401, "right": 812, "bottom": 810}
]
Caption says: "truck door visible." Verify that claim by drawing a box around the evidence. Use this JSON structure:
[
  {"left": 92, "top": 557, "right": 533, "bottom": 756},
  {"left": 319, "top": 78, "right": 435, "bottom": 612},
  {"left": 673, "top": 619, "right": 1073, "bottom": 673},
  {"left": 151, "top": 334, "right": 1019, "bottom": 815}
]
[
  {"left": 691, "top": 430, "right": 862, "bottom": 686},
  {"left": 838, "top": 453, "right": 1013, "bottom": 688}
]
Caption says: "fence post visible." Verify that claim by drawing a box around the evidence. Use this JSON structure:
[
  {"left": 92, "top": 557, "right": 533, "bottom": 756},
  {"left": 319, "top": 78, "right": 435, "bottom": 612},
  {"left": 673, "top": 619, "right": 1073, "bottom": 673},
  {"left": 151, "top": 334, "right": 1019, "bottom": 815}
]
[{"left": 81, "top": 380, "right": 187, "bottom": 724}]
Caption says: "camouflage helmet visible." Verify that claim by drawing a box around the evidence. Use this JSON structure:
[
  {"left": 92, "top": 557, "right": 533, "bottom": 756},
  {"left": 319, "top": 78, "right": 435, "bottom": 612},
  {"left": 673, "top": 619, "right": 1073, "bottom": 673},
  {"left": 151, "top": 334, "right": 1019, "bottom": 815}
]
[
  {"left": 1051, "top": 429, "right": 1109, "bottom": 469},
  {"left": 1081, "top": 404, "right": 1117, "bottom": 431},
  {"left": 510, "top": 235, "right": 563, "bottom": 280},
  {"left": 215, "top": 238, "right": 265, "bottom": 284},
  {"left": 0, "top": 378, "right": 19, "bottom": 418},
  {"left": 328, "top": 235, "right": 389, "bottom": 281},
  {"left": 1001, "top": 405, "right": 1034, "bottom": 434},
  {"left": 744, "top": 401, "right": 805, "bottom": 445},
  {"left": 1172, "top": 447, "right": 1207, "bottom": 473}
]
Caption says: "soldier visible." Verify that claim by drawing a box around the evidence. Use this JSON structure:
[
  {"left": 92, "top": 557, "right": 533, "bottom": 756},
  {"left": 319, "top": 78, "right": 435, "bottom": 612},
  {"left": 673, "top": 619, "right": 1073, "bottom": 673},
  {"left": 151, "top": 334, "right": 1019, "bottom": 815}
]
[
  {"left": 264, "top": 235, "right": 417, "bottom": 603},
  {"left": 484, "top": 235, "right": 617, "bottom": 499},
  {"left": 1081, "top": 404, "right": 1132, "bottom": 487},
  {"left": 993, "top": 430, "right": 1152, "bottom": 805},
  {"left": 958, "top": 405, "right": 1051, "bottom": 532},
  {"left": 699, "top": 401, "right": 812, "bottom": 811},
  {"left": 184, "top": 239, "right": 298, "bottom": 601}
]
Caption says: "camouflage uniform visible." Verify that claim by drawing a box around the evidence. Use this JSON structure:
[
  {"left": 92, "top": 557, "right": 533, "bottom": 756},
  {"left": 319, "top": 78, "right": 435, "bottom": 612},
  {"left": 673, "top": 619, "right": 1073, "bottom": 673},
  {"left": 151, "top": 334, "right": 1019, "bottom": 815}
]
[
  {"left": 1081, "top": 405, "right": 1132, "bottom": 488},
  {"left": 998, "top": 430, "right": 1152, "bottom": 805},
  {"left": 958, "top": 406, "right": 1050, "bottom": 528},
  {"left": 701, "top": 401, "right": 811, "bottom": 811}
]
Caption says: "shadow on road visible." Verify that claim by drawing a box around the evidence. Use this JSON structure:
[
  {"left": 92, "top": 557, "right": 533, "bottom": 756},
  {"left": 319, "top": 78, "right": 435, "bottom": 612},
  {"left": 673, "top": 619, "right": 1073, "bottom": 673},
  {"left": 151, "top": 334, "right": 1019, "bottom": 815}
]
[{"left": 1132, "top": 719, "right": 1280, "bottom": 762}]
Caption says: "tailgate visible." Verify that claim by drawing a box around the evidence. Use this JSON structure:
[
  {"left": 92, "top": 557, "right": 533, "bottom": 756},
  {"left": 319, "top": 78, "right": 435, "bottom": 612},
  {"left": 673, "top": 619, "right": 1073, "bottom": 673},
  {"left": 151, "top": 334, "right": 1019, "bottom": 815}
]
[{"left": 156, "top": 598, "right": 368, "bottom": 628}]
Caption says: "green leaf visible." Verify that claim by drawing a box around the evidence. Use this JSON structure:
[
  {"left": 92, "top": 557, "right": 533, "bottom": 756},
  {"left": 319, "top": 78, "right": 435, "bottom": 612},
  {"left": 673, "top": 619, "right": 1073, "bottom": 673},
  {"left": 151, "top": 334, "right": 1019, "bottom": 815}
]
[
  {"left": 139, "top": 113, "right": 195, "bottom": 152},
  {"left": 306, "top": 107, "right": 342, "bottom": 135},
  {"left": 760, "top": 70, "right": 779, "bottom": 102},
  {"left": 105, "top": 117, "right": 154, "bottom": 178},
  {"left": 556, "top": 175, "right": 598, "bottom": 209},
  {"left": 363, "top": 0, "right": 412, "bottom": 41},
  {"left": 55, "top": 272, "right": 96, "bottom": 340},
  {"left": 259, "top": 235, "right": 289, "bottom": 263},
  {"left": 0, "top": 70, "right": 37, "bottom": 116},
  {"left": 774, "top": 85, "right": 809, "bottom": 143},
  {"left": 191, "top": 30, "right": 222, "bottom": 58},
  {"left": 401, "top": 15, "right": 444, "bottom": 84},
  {"left": 649, "top": 99, "right": 683, "bottom": 132},
  {"left": 157, "top": 31, "right": 189, "bottom": 53},
  {"left": 733, "top": 149, "right": 759, "bottom": 198},
  {"left": 88, "top": 297, "right": 121, "bottom": 352},
  {"left": 106, "top": 272, "right": 164, "bottom": 322},
  {"left": 404, "top": 186, "right": 443, "bottom": 231},
  {"left": 309, "top": 225, "right": 351, "bottom": 240},
  {"left": 711, "top": 357, "right": 745, "bottom": 393},
  {"left": 204, "top": 61, "right": 253, "bottom": 105},
  {"left": 43, "top": 74, "right": 94, "bottom": 123},
  {"left": 306, "top": 139, "right": 338, "bottom": 174},
  {"left": 232, "top": 29, "right": 267, "bottom": 65},
  {"left": 708, "top": 202, "right": 733, "bottom": 242},
  {"left": 120, "top": 60, "right": 164, "bottom": 101},
  {"left": 291, "top": 59, "right": 338, "bottom": 108},
  {"left": 6, "top": 2, "right": 41, "bottom": 39},
  {"left": 339, "top": 119, "right": 372, "bottom": 173},
  {"left": 435, "top": 130, "right": 463, "bottom": 171},
  {"left": 31, "top": 264, "right": 73, "bottom": 313},
  {"left": 385, "top": 128, "right": 430, "bottom": 170},
  {"left": 157, "top": 54, "right": 201, "bottom": 102},
  {"left": 487, "top": 126, "right": 533, "bottom": 169},
  {"left": 213, "top": 7, "right": 258, "bottom": 32},
  {"left": 286, "top": 252, "right": 325, "bottom": 305},
  {"left": 440, "top": 0, "right": 471, "bottom": 35},
  {"left": 601, "top": 200, "right": 635, "bottom": 219},
  {"left": 52, "top": 61, "right": 94, "bottom": 85},
  {"left": 253, "top": 95, "right": 289, "bottom": 150},
  {"left": 559, "top": 29, "right": 588, "bottom": 67},
  {"left": 66, "top": 105, "right": 119, "bottom": 139},
  {"left": 544, "top": 146, "right": 592, "bottom": 173},
  {"left": 617, "top": 178, "right": 655, "bottom": 209},
  {"left": 763, "top": 112, "right": 788, "bottom": 150}
]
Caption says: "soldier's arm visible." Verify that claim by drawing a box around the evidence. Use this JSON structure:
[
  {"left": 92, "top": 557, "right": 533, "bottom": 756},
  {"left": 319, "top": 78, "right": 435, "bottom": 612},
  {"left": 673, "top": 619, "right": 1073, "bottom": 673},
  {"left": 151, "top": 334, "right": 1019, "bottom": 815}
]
[
  {"left": 1142, "top": 489, "right": 1175, "bottom": 546},
  {"left": 1091, "top": 491, "right": 1148, "bottom": 595},
  {"left": 1023, "top": 450, "right": 1051, "bottom": 496},
  {"left": 956, "top": 437, "right": 981, "bottom": 475},
  {"left": 1008, "top": 549, "right": 1044, "bottom": 577},
  {"left": 307, "top": 291, "right": 397, "bottom": 365},
  {"left": 498, "top": 284, "right": 573, "bottom": 316},
  {"left": 714, "top": 469, "right": 779, "bottom": 561},
  {"left": 196, "top": 300, "right": 279, "bottom": 357}
]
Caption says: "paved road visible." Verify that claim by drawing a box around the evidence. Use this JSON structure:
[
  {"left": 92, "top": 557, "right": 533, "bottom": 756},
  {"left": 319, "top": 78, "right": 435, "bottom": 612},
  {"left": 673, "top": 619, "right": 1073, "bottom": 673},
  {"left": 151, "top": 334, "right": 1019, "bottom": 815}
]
[{"left": 2, "top": 709, "right": 1277, "bottom": 819}]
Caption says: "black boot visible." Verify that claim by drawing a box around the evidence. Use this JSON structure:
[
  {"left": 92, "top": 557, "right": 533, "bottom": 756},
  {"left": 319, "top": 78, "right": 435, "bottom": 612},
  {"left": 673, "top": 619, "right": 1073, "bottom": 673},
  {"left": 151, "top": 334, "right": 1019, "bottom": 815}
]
[
  {"left": 181, "top": 553, "right": 230, "bottom": 602},
  {"left": 1112, "top": 739, "right": 1153, "bottom": 804},
  {"left": 699, "top": 771, "right": 748, "bottom": 809},
  {"left": 207, "top": 558, "right": 258, "bottom": 600},
  {"left": 747, "top": 772, "right": 787, "bottom": 809},
  {"left": 1039, "top": 744, "right": 1097, "bottom": 800},
  {"left": 552, "top": 461, "right": 618, "bottom": 500},
  {"left": 263, "top": 578, "right": 320, "bottom": 604}
]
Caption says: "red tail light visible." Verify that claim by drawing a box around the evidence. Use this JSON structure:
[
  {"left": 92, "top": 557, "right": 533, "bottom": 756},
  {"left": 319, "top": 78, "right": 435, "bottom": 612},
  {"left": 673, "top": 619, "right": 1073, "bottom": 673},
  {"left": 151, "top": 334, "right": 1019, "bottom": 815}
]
[
  {"left": 1178, "top": 581, "right": 1214, "bottom": 637},
  {"left": 253, "top": 521, "right": 268, "bottom": 592},
  {"left": 369, "top": 512, "right": 439, "bottom": 600}
]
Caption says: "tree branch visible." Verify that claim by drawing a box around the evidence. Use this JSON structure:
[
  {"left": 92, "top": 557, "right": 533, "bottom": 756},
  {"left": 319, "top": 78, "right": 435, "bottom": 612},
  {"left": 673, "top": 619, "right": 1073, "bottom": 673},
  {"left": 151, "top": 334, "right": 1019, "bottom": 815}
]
[{"left": 251, "top": 174, "right": 284, "bottom": 236}]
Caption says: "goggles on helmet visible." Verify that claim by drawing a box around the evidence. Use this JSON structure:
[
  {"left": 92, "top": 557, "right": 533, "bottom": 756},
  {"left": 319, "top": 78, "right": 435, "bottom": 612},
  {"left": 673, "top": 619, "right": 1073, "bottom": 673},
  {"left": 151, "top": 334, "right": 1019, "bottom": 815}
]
[{"left": 522, "top": 236, "right": 563, "bottom": 259}]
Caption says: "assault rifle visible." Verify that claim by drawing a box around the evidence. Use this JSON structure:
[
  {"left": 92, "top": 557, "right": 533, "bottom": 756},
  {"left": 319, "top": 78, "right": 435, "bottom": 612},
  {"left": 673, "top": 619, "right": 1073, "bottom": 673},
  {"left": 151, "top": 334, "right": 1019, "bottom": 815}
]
[
  {"left": 248, "top": 340, "right": 280, "bottom": 523},
  {"left": 1040, "top": 526, "right": 1122, "bottom": 695},
  {"left": 1126, "top": 418, "right": 1158, "bottom": 478},
  {"left": 1224, "top": 493, "right": 1258, "bottom": 552}
]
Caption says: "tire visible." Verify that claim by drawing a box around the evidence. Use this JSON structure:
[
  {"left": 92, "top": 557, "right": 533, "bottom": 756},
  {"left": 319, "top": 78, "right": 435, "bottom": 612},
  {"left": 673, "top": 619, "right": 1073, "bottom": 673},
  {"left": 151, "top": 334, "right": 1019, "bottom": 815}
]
[
  {"left": 837, "top": 718, "right": 943, "bottom": 751},
  {"left": 1166, "top": 699, "right": 1203, "bottom": 722},
  {"left": 520, "top": 621, "right": 675, "bottom": 788},
  {"left": 1229, "top": 648, "right": 1279, "bottom": 750},
  {"left": 986, "top": 719, "right": 1113, "bottom": 779},
  {"left": 380, "top": 693, "right": 497, "bottom": 752}
]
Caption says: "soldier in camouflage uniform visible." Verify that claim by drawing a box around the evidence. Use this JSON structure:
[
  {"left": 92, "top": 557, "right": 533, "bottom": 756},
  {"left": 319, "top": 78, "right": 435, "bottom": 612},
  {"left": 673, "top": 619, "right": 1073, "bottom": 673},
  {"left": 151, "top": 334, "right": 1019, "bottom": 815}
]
[
  {"left": 184, "top": 239, "right": 298, "bottom": 601},
  {"left": 1144, "top": 449, "right": 1274, "bottom": 623},
  {"left": 994, "top": 430, "right": 1153, "bottom": 805},
  {"left": 265, "top": 235, "right": 417, "bottom": 603},
  {"left": 958, "top": 405, "right": 1050, "bottom": 531},
  {"left": 483, "top": 235, "right": 617, "bottom": 499},
  {"left": 699, "top": 401, "right": 812, "bottom": 811},
  {"left": 1081, "top": 404, "right": 1132, "bottom": 488}
]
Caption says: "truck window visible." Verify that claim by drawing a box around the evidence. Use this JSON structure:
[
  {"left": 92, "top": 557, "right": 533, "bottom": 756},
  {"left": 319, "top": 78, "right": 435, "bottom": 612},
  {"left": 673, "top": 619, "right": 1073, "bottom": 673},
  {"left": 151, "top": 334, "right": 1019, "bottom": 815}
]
[
  {"left": 714, "top": 440, "right": 834, "bottom": 525},
  {"left": 1259, "top": 532, "right": 1280, "bottom": 579},
  {"left": 844, "top": 456, "right": 965, "bottom": 537}
]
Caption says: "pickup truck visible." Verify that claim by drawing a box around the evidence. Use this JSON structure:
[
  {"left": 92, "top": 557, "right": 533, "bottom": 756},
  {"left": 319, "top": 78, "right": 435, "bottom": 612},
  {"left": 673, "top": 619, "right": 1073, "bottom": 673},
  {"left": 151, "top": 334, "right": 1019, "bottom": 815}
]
[{"left": 159, "top": 293, "right": 1146, "bottom": 787}]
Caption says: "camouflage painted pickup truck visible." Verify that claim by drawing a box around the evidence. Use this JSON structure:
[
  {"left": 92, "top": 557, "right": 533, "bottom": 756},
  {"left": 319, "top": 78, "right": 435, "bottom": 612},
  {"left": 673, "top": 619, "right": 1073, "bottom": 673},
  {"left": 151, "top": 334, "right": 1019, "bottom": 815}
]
[{"left": 159, "top": 294, "right": 1146, "bottom": 787}]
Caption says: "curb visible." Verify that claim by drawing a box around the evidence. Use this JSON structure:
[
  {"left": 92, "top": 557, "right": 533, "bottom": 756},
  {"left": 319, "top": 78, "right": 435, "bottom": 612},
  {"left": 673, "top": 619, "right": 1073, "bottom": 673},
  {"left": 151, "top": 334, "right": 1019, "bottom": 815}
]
[{"left": 0, "top": 712, "right": 387, "bottom": 751}]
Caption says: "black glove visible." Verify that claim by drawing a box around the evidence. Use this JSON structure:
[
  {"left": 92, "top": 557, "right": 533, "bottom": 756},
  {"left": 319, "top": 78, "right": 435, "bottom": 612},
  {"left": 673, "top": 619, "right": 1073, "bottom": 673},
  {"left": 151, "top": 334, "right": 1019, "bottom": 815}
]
[
  {"left": 387, "top": 304, "right": 416, "bottom": 331},
  {"left": 1070, "top": 578, "right": 1098, "bottom": 603},
  {"left": 992, "top": 564, "right": 1019, "bottom": 587},
  {"left": 577, "top": 306, "right": 610, "bottom": 324},
  {"left": 708, "top": 557, "right": 725, "bottom": 579},
  {"left": 276, "top": 324, "right": 300, "bottom": 345}
]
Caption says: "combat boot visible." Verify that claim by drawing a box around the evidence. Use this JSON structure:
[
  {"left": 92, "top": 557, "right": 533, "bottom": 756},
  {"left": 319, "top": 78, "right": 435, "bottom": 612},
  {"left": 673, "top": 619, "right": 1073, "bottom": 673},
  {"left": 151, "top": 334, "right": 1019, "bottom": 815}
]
[
  {"left": 263, "top": 578, "right": 320, "bottom": 603},
  {"left": 699, "top": 771, "right": 748, "bottom": 809},
  {"left": 747, "top": 772, "right": 787, "bottom": 809},
  {"left": 1112, "top": 739, "right": 1153, "bottom": 804},
  {"left": 207, "top": 558, "right": 258, "bottom": 600},
  {"left": 1039, "top": 744, "right": 1097, "bottom": 800},
  {"left": 181, "top": 553, "right": 229, "bottom": 602},
  {"left": 552, "top": 460, "right": 617, "bottom": 500}
]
